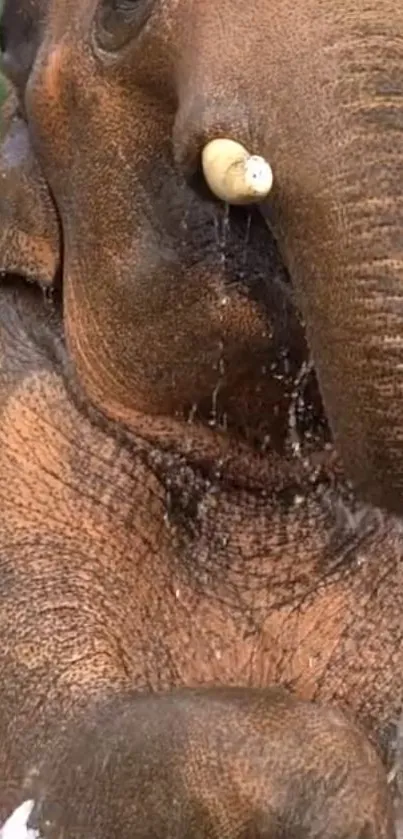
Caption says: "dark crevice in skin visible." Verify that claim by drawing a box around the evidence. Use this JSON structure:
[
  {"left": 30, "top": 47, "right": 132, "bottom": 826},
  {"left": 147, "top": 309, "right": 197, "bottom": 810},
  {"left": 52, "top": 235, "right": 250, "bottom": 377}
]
[
  {"left": 173, "top": 201, "right": 330, "bottom": 450},
  {"left": 0, "top": 279, "right": 394, "bottom": 579},
  {"left": 63, "top": 352, "right": 335, "bottom": 522},
  {"left": 0, "top": 290, "right": 398, "bottom": 554}
]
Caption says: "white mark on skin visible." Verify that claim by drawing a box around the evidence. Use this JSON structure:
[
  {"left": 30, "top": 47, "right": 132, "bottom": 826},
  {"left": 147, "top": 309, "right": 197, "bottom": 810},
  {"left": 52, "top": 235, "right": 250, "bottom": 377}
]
[
  {"left": 0, "top": 801, "right": 39, "bottom": 839},
  {"left": 287, "top": 360, "right": 314, "bottom": 457}
]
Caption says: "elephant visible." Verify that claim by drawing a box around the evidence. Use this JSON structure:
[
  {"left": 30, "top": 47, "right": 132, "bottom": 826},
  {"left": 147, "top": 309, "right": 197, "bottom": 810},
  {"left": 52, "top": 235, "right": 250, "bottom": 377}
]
[{"left": 0, "top": 0, "right": 403, "bottom": 835}]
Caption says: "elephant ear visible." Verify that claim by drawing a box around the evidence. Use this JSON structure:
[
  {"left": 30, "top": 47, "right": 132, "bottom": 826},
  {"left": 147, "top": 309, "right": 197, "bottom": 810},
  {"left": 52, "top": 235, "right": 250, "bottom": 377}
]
[{"left": 0, "top": 87, "right": 60, "bottom": 286}]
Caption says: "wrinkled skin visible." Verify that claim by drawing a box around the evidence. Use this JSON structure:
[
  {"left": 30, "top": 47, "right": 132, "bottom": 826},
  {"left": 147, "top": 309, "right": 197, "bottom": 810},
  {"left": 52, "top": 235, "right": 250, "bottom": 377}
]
[{"left": 0, "top": 0, "right": 403, "bottom": 836}]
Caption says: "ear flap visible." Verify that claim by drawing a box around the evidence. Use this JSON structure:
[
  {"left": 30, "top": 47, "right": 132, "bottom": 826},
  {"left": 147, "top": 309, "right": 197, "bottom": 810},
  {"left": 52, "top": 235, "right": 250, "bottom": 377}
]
[{"left": 0, "top": 88, "right": 60, "bottom": 286}]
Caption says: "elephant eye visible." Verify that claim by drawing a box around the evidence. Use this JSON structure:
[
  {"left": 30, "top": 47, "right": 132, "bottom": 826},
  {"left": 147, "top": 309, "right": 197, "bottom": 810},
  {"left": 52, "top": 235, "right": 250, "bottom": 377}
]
[
  {"left": 112, "top": 0, "right": 143, "bottom": 8},
  {"left": 94, "top": 0, "right": 153, "bottom": 52}
]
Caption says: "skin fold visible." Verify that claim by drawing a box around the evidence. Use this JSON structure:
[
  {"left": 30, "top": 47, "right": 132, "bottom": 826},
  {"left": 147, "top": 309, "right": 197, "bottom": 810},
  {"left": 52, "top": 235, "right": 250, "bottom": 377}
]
[{"left": 0, "top": 0, "right": 402, "bottom": 836}]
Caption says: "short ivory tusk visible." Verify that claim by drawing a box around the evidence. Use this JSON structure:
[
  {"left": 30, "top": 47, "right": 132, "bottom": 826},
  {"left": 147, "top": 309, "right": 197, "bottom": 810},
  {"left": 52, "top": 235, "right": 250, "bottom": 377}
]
[
  {"left": 201, "top": 138, "right": 273, "bottom": 205},
  {"left": 0, "top": 801, "right": 38, "bottom": 839}
]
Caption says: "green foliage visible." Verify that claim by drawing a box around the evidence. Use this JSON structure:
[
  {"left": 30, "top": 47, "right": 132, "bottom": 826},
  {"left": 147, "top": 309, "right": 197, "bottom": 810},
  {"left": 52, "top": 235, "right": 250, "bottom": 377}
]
[{"left": 0, "top": 75, "right": 6, "bottom": 107}]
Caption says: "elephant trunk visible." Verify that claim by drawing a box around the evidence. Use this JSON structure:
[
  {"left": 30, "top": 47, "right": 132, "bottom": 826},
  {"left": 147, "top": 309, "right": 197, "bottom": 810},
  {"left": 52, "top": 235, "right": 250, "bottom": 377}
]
[
  {"left": 269, "top": 143, "right": 403, "bottom": 514},
  {"left": 260, "top": 28, "right": 403, "bottom": 515},
  {"left": 176, "top": 1, "right": 403, "bottom": 513}
]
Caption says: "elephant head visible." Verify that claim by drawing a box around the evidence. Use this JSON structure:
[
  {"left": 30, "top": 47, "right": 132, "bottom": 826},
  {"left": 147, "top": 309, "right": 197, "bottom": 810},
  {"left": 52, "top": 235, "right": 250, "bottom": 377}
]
[{"left": 1, "top": 0, "right": 403, "bottom": 511}]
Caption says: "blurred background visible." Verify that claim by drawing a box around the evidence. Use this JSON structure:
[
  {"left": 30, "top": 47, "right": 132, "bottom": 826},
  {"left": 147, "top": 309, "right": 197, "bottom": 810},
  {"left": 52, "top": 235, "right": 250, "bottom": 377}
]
[{"left": 0, "top": 0, "right": 5, "bottom": 105}]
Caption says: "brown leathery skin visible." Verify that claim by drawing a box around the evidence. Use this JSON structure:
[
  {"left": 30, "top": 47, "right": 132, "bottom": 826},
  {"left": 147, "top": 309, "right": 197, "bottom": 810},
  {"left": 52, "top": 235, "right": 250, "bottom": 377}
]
[
  {"left": 26, "top": 689, "right": 395, "bottom": 839},
  {"left": 0, "top": 0, "right": 403, "bottom": 834},
  {"left": 0, "top": 283, "right": 402, "bottom": 833}
]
